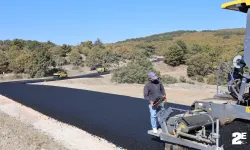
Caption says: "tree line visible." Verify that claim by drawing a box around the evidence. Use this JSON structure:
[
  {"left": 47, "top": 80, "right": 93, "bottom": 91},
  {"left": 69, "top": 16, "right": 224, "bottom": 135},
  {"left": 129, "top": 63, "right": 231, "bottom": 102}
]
[
  {"left": 0, "top": 28, "right": 244, "bottom": 84},
  {"left": 0, "top": 38, "right": 120, "bottom": 78}
]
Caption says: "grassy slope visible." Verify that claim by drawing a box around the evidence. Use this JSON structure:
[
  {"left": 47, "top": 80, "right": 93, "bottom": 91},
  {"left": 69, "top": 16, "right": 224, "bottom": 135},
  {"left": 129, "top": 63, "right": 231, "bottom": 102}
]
[{"left": 109, "top": 28, "right": 246, "bottom": 58}]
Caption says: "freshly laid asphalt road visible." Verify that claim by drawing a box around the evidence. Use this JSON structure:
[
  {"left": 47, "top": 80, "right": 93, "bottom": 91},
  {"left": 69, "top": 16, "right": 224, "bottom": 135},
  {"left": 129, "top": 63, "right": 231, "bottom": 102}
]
[
  {"left": 0, "top": 82, "right": 188, "bottom": 150},
  {"left": 0, "top": 82, "right": 250, "bottom": 150}
]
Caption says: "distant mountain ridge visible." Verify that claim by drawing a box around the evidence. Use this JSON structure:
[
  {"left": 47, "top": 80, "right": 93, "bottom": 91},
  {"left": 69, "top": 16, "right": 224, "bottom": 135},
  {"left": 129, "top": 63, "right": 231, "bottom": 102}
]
[
  {"left": 116, "top": 28, "right": 246, "bottom": 43},
  {"left": 110, "top": 28, "right": 246, "bottom": 57}
]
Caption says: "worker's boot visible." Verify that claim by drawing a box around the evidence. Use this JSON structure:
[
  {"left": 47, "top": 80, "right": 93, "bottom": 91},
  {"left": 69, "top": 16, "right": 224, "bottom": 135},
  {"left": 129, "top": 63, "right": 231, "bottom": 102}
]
[{"left": 153, "top": 128, "right": 158, "bottom": 134}]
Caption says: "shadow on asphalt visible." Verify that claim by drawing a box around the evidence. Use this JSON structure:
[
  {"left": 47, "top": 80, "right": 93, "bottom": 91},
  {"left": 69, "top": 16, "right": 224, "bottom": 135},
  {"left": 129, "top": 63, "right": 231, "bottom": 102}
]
[
  {"left": 0, "top": 82, "right": 190, "bottom": 150},
  {"left": 1, "top": 82, "right": 250, "bottom": 150}
]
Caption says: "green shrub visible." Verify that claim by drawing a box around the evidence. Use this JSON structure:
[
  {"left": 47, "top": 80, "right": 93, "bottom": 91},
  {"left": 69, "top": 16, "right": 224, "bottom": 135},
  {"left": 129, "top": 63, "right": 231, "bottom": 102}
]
[
  {"left": 187, "top": 53, "right": 214, "bottom": 77},
  {"left": 161, "top": 75, "right": 178, "bottom": 84},
  {"left": 164, "top": 40, "right": 187, "bottom": 67},
  {"left": 0, "top": 51, "right": 9, "bottom": 73},
  {"left": 68, "top": 50, "right": 83, "bottom": 66},
  {"left": 207, "top": 74, "right": 217, "bottom": 85},
  {"left": 197, "top": 76, "right": 204, "bottom": 82},
  {"left": 111, "top": 56, "right": 158, "bottom": 84},
  {"left": 25, "top": 48, "right": 55, "bottom": 78},
  {"left": 187, "top": 65, "right": 196, "bottom": 77},
  {"left": 190, "top": 76, "right": 196, "bottom": 81},
  {"left": 179, "top": 76, "right": 187, "bottom": 83},
  {"left": 135, "top": 44, "right": 156, "bottom": 57},
  {"left": 8, "top": 51, "right": 32, "bottom": 73},
  {"left": 86, "top": 48, "right": 119, "bottom": 69},
  {"left": 80, "top": 40, "right": 93, "bottom": 49}
]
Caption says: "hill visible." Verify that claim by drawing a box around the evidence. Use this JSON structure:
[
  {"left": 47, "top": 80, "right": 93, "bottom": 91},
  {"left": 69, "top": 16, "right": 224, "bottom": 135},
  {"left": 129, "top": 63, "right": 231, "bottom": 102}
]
[
  {"left": 109, "top": 28, "right": 245, "bottom": 57},
  {"left": 118, "top": 28, "right": 245, "bottom": 43}
]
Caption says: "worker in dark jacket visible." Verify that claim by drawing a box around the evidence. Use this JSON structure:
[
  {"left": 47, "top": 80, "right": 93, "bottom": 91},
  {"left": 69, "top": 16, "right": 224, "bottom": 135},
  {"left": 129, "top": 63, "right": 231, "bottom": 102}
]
[{"left": 144, "top": 72, "right": 166, "bottom": 134}]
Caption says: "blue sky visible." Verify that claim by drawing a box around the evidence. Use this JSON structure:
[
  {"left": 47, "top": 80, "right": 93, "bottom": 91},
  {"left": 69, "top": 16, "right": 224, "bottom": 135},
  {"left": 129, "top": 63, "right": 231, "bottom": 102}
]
[{"left": 0, "top": 0, "right": 246, "bottom": 45}]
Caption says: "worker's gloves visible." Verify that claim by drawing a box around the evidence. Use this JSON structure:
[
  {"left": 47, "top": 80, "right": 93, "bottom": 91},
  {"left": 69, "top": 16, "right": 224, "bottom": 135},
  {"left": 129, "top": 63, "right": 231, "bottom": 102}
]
[
  {"left": 150, "top": 101, "right": 154, "bottom": 106},
  {"left": 162, "top": 95, "right": 167, "bottom": 103}
]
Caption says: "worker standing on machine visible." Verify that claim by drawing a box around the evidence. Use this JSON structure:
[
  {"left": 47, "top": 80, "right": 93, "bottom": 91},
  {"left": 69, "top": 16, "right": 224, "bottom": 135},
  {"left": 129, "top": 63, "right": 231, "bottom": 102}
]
[
  {"left": 144, "top": 72, "right": 166, "bottom": 134},
  {"left": 228, "top": 54, "right": 247, "bottom": 98},
  {"left": 233, "top": 54, "right": 246, "bottom": 79}
]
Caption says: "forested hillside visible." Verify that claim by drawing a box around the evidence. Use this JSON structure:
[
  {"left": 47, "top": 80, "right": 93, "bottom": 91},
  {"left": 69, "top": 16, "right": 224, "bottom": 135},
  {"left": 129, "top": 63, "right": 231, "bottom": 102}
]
[
  {"left": 0, "top": 28, "right": 246, "bottom": 84},
  {"left": 112, "top": 28, "right": 245, "bottom": 57},
  {"left": 108, "top": 28, "right": 246, "bottom": 84}
]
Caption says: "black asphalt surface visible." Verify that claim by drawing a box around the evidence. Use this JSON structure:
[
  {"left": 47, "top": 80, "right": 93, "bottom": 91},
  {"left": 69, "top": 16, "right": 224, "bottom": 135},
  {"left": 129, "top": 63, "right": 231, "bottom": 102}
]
[
  {"left": 6, "top": 71, "right": 110, "bottom": 84},
  {"left": 0, "top": 82, "right": 250, "bottom": 150},
  {"left": 0, "top": 82, "right": 188, "bottom": 150}
]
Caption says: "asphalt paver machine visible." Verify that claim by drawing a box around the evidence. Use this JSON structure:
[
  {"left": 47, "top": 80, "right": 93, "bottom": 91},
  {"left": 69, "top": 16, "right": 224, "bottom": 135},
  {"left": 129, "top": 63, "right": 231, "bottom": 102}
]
[{"left": 148, "top": 1, "right": 250, "bottom": 149}]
